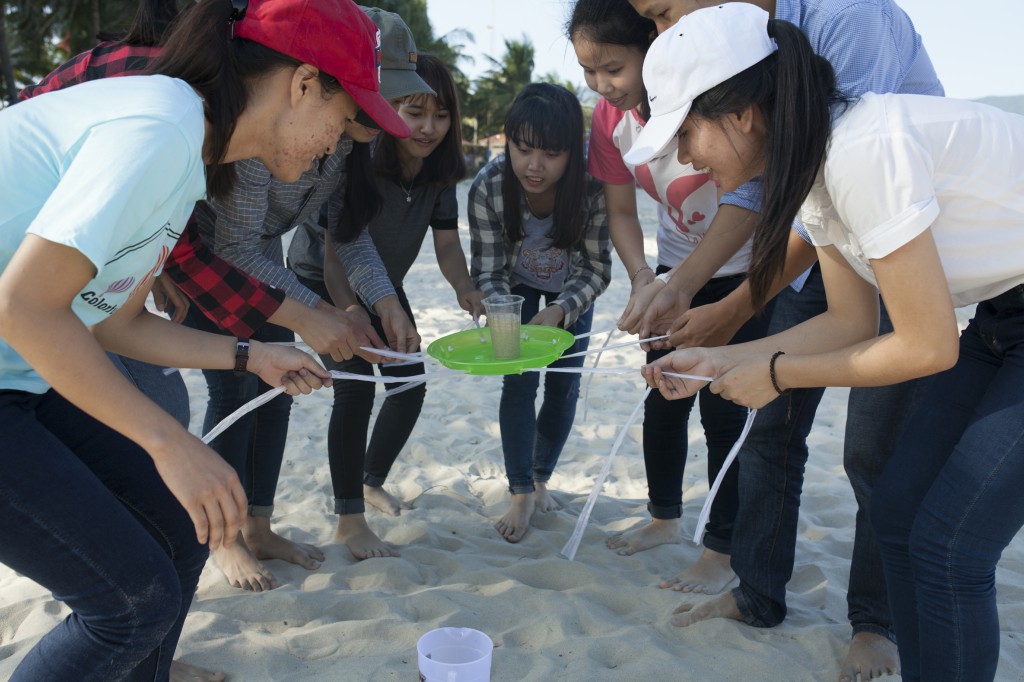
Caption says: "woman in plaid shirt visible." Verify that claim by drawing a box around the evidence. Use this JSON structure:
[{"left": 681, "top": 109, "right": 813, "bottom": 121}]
[{"left": 470, "top": 83, "right": 612, "bottom": 543}]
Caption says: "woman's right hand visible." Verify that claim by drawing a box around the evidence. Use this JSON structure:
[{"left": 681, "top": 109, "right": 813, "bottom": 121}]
[
  {"left": 150, "top": 436, "right": 248, "bottom": 550},
  {"left": 247, "top": 341, "right": 333, "bottom": 394}
]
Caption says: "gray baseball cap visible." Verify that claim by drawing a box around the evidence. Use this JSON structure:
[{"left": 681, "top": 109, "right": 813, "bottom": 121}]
[{"left": 360, "top": 6, "right": 436, "bottom": 101}]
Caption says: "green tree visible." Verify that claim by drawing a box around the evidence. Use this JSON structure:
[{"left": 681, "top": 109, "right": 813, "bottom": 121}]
[{"left": 468, "top": 36, "right": 535, "bottom": 139}]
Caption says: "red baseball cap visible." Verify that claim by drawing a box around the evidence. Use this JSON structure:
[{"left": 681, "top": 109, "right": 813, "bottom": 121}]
[{"left": 235, "top": 0, "right": 411, "bottom": 138}]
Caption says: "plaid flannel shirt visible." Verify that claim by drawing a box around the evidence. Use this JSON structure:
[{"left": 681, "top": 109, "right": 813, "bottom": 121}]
[
  {"left": 19, "top": 42, "right": 319, "bottom": 337},
  {"left": 468, "top": 159, "right": 611, "bottom": 328}
]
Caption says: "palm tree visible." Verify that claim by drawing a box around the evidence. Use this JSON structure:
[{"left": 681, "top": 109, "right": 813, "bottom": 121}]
[{"left": 468, "top": 36, "right": 535, "bottom": 139}]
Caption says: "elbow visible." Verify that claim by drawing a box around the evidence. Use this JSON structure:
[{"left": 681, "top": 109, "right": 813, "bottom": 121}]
[{"left": 910, "top": 334, "right": 960, "bottom": 379}]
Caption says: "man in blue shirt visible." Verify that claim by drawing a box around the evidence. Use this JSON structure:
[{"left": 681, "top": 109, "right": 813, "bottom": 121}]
[{"left": 624, "top": 1, "right": 942, "bottom": 679}]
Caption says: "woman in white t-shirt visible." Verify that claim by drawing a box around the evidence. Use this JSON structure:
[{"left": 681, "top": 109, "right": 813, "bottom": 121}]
[
  {"left": 568, "top": 0, "right": 771, "bottom": 593},
  {"left": 632, "top": 6, "right": 1024, "bottom": 681},
  {"left": 0, "top": 0, "right": 405, "bottom": 678}
]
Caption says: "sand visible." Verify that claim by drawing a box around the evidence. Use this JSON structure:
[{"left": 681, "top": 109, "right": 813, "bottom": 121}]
[{"left": 1, "top": 185, "right": 1022, "bottom": 681}]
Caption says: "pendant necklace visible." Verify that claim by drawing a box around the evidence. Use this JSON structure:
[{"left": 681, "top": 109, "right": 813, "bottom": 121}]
[{"left": 401, "top": 179, "right": 414, "bottom": 203}]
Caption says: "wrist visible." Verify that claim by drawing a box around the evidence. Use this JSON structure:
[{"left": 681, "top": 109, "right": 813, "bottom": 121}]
[
  {"left": 769, "top": 350, "right": 789, "bottom": 395},
  {"left": 233, "top": 338, "right": 250, "bottom": 376},
  {"left": 629, "top": 263, "right": 652, "bottom": 283}
]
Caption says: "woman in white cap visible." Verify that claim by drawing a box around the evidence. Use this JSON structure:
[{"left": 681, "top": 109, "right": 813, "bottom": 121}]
[
  {"left": 633, "top": 5, "right": 1024, "bottom": 681},
  {"left": 0, "top": 0, "right": 397, "bottom": 678}
]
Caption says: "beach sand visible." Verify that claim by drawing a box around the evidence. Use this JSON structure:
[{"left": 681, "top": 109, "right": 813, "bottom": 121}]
[{"left": 2, "top": 186, "right": 1022, "bottom": 681}]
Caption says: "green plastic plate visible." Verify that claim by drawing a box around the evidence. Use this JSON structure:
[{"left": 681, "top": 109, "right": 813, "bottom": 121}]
[{"left": 426, "top": 325, "right": 576, "bottom": 375}]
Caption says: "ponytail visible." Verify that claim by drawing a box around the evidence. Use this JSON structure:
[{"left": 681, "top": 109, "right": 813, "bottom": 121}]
[{"left": 690, "top": 19, "right": 844, "bottom": 311}]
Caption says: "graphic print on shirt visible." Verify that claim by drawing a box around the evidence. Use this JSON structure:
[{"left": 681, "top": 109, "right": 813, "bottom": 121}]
[
  {"left": 520, "top": 246, "right": 567, "bottom": 282},
  {"left": 634, "top": 163, "right": 712, "bottom": 239}
]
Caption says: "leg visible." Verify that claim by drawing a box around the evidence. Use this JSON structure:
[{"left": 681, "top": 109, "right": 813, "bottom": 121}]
[
  {"left": 677, "top": 268, "right": 826, "bottom": 628},
  {"left": 0, "top": 390, "right": 206, "bottom": 682},
  {"left": 606, "top": 356, "right": 693, "bottom": 555},
  {"left": 495, "top": 287, "right": 545, "bottom": 543},
  {"left": 840, "top": 302, "right": 926, "bottom": 682},
  {"left": 362, "top": 291, "right": 426, "bottom": 515},
  {"left": 531, "top": 300, "right": 594, "bottom": 512},
  {"left": 873, "top": 299, "right": 1024, "bottom": 681}
]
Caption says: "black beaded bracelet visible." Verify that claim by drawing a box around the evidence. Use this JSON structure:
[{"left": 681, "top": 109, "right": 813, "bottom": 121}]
[{"left": 769, "top": 350, "right": 789, "bottom": 395}]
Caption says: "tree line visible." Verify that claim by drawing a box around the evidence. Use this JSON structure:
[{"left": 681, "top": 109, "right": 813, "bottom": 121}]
[{"left": 1, "top": 0, "right": 590, "bottom": 147}]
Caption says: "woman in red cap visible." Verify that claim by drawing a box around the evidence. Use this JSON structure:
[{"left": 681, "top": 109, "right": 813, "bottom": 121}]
[{"left": 0, "top": 0, "right": 394, "bottom": 679}]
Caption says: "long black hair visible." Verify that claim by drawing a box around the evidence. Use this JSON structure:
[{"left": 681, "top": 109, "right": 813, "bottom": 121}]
[
  {"left": 149, "top": 0, "right": 344, "bottom": 199},
  {"left": 690, "top": 19, "right": 845, "bottom": 310},
  {"left": 566, "top": 0, "right": 655, "bottom": 120},
  {"left": 502, "top": 83, "right": 588, "bottom": 250},
  {"left": 372, "top": 53, "right": 466, "bottom": 187},
  {"left": 96, "top": 0, "right": 184, "bottom": 46}
]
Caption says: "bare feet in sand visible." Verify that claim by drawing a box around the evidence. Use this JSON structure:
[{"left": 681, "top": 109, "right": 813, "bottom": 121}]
[
  {"left": 494, "top": 483, "right": 561, "bottom": 543},
  {"left": 364, "top": 484, "right": 412, "bottom": 516},
  {"left": 495, "top": 491, "right": 535, "bottom": 543},
  {"left": 333, "top": 513, "right": 400, "bottom": 559},
  {"left": 170, "top": 659, "right": 226, "bottom": 681},
  {"left": 838, "top": 632, "right": 900, "bottom": 681},
  {"left": 214, "top": 516, "right": 325, "bottom": 591},
  {"left": 658, "top": 548, "right": 735, "bottom": 594},
  {"left": 606, "top": 518, "right": 682, "bottom": 555},
  {"left": 670, "top": 590, "right": 743, "bottom": 628}
]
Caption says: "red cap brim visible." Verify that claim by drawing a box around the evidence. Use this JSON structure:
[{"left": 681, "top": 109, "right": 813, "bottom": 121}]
[{"left": 344, "top": 82, "right": 411, "bottom": 138}]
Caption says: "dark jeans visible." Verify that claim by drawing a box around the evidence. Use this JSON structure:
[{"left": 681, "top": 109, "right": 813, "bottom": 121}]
[
  {"left": 872, "top": 288, "right": 1024, "bottom": 682},
  {"left": 297, "top": 275, "right": 425, "bottom": 515},
  {"left": 731, "top": 265, "right": 921, "bottom": 639},
  {"left": 643, "top": 270, "right": 771, "bottom": 555},
  {"left": 0, "top": 389, "right": 207, "bottom": 681},
  {"left": 183, "top": 306, "right": 294, "bottom": 516},
  {"left": 500, "top": 284, "right": 594, "bottom": 493},
  {"left": 109, "top": 355, "right": 190, "bottom": 429}
]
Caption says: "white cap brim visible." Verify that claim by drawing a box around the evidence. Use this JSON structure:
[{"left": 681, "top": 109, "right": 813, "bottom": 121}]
[{"left": 622, "top": 102, "right": 691, "bottom": 166}]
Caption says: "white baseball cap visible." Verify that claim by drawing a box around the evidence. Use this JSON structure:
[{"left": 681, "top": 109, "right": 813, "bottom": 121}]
[{"left": 623, "top": 3, "right": 776, "bottom": 166}]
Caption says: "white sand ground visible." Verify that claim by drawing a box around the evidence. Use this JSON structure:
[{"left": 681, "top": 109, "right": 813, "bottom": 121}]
[{"left": 1, "top": 185, "right": 1022, "bottom": 681}]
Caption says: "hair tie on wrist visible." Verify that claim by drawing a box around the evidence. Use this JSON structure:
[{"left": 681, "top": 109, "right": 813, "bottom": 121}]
[{"left": 769, "top": 350, "right": 789, "bottom": 395}]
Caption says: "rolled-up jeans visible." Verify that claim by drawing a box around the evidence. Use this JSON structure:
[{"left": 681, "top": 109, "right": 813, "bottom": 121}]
[
  {"left": 0, "top": 389, "right": 207, "bottom": 681},
  {"left": 500, "top": 284, "right": 594, "bottom": 494},
  {"left": 872, "top": 286, "right": 1024, "bottom": 682}
]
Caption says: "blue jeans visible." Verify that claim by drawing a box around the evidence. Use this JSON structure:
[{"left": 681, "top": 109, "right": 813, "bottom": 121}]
[
  {"left": 0, "top": 389, "right": 207, "bottom": 681},
  {"left": 643, "top": 271, "right": 771, "bottom": 554},
  {"left": 731, "top": 265, "right": 920, "bottom": 639},
  {"left": 109, "top": 355, "right": 190, "bottom": 429},
  {"left": 296, "top": 275, "right": 426, "bottom": 514},
  {"left": 184, "top": 306, "right": 294, "bottom": 516},
  {"left": 872, "top": 288, "right": 1024, "bottom": 682},
  {"left": 500, "top": 285, "right": 594, "bottom": 493}
]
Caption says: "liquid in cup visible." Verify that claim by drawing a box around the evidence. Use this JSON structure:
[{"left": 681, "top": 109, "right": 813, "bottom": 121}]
[{"left": 482, "top": 294, "right": 524, "bottom": 360}]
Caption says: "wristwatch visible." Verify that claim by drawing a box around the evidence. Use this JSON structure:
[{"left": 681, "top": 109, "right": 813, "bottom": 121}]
[{"left": 233, "top": 338, "right": 250, "bottom": 377}]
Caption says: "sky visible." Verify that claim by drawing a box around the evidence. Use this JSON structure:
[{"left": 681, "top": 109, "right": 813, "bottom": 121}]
[{"left": 425, "top": 0, "right": 1024, "bottom": 100}]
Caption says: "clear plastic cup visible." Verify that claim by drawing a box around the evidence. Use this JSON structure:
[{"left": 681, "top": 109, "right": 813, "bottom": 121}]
[
  {"left": 482, "top": 294, "right": 524, "bottom": 360},
  {"left": 417, "top": 627, "right": 493, "bottom": 681}
]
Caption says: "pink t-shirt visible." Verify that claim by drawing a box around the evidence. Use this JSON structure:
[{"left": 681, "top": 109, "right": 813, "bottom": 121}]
[{"left": 587, "top": 98, "right": 750, "bottom": 275}]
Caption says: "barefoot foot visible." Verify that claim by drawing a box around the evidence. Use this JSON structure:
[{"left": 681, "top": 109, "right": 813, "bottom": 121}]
[
  {"left": 243, "top": 516, "right": 323, "bottom": 570},
  {"left": 838, "top": 631, "right": 900, "bottom": 681},
  {"left": 170, "top": 659, "right": 226, "bottom": 682},
  {"left": 534, "top": 482, "right": 561, "bottom": 513},
  {"left": 333, "top": 513, "right": 399, "bottom": 559},
  {"left": 212, "top": 534, "right": 279, "bottom": 592},
  {"left": 670, "top": 591, "right": 743, "bottom": 628},
  {"left": 494, "top": 492, "right": 535, "bottom": 543},
  {"left": 364, "top": 484, "right": 412, "bottom": 517},
  {"left": 659, "top": 548, "right": 735, "bottom": 594},
  {"left": 606, "top": 517, "right": 682, "bottom": 556}
]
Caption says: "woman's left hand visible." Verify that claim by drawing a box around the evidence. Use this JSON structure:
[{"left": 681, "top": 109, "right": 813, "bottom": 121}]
[
  {"left": 247, "top": 341, "right": 333, "bottom": 395},
  {"left": 528, "top": 304, "right": 566, "bottom": 328}
]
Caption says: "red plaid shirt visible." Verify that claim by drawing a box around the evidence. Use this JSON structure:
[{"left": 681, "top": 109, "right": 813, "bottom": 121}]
[{"left": 19, "top": 42, "right": 285, "bottom": 337}]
